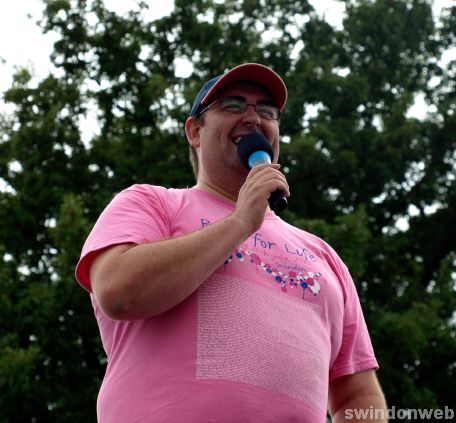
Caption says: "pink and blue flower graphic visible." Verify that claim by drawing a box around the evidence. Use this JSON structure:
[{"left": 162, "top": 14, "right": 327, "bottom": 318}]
[{"left": 224, "top": 247, "right": 322, "bottom": 298}]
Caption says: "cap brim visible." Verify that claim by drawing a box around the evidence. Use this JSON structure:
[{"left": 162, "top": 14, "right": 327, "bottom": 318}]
[{"left": 199, "top": 63, "right": 287, "bottom": 111}]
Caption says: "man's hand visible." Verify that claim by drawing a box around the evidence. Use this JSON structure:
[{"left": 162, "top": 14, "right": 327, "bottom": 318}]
[{"left": 233, "top": 163, "right": 290, "bottom": 235}]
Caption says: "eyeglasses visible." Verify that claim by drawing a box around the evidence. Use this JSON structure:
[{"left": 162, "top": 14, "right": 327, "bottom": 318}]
[{"left": 196, "top": 96, "right": 281, "bottom": 120}]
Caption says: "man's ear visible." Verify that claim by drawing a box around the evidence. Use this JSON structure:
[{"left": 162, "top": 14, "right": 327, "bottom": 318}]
[{"left": 185, "top": 117, "right": 201, "bottom": 148}]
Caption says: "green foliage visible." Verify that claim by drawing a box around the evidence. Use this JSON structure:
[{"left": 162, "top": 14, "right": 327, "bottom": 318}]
[{"left": 0, "top": 0, "right": 455, "bottom": 420}]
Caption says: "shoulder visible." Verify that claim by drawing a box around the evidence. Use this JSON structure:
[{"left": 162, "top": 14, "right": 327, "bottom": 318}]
[
  {"left": 113, "top": 184, "right": 193, "bottom": 208},
  {"left": 120, "top": 184, "right": 196, "bottom": 200},
  {"left": 120, "top": 183, "right": 170, "bottom": 199}
]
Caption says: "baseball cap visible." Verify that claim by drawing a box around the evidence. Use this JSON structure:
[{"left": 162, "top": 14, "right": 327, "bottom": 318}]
[{"left": 189, "top": 63, "right": 288, "bottom": 117}]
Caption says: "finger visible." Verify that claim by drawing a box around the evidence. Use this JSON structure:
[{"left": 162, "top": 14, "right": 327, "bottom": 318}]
[
  {"left": 249, "top": 167, "right": 290, "bottom": 194},
  {"left": 244, "top": 171, "right": 290, "bottom": 198}
]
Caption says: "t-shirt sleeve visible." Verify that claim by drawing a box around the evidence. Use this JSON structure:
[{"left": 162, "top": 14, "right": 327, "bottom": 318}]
[
  {"left": 75, "top": 185, "right": 170, "bottom": 293},
  {"left": 329, "top": 255, "right": 379, "bottom": 381}
]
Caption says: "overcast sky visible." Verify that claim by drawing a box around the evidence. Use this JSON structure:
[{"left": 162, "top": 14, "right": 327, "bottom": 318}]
[{"left": 0, "top": 0, "right": 359, "bottom": 93}]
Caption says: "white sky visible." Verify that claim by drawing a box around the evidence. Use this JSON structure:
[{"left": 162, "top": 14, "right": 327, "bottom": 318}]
[{"left": 0, "top": 0, "right": 359, "bottom": 94}]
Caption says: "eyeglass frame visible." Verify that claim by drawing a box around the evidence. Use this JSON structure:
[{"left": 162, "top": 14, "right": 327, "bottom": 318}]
[{"left": 194, "top": 95, "right": 282, "bottom": 121}]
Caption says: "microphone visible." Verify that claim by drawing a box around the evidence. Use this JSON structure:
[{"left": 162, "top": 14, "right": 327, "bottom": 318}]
[{"left": 237, "top": 132, "right": 288, "bottom": 213}]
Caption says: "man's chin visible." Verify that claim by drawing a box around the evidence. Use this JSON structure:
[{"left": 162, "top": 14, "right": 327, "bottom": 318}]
[{"left": 229, "top": 161, "right": 249, "bottom": 175}]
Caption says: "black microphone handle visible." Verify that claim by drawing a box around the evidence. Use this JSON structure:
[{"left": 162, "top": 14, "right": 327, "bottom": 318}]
[{"left": 269, "top": 189, "right": 288, "bottom": 213}]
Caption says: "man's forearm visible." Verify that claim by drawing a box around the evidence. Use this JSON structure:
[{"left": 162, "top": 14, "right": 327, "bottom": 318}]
[
  {"left": 331, "top": 393, "right": 388, "bottom": 422},
  {"left": 329, "top": 370, "right": 387, "bottom": 423}
]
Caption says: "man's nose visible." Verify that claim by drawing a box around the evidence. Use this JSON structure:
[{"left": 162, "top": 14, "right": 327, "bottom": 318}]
[{"left": 241, "top": 104, "right": 261, "bottom": 127}]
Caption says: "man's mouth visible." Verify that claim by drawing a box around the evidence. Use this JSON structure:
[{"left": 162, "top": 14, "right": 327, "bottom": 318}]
[
  {"left": 230, "top": 132, "right": 264, "bottom": 145},
  {"left": 230, "top": 136, "right": 243, "bottom": 145}
]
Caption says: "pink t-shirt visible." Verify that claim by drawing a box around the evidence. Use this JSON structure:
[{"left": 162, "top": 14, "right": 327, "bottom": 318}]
[{"left": 76, "top": 185, "right": 378, "bottom": 423}]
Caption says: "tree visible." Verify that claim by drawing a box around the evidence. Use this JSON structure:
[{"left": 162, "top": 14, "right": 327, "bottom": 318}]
[{"left": 0, "top": 0, "right": 454, "bottom": 420}]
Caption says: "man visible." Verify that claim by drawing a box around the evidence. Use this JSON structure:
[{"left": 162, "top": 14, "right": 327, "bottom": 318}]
[{"left": 76, "top": 63, "right": 387, "bottom": 422}]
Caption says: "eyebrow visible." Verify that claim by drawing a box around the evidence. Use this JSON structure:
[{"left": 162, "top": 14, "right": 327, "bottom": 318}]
[{"left": 224, "top": 95, "right": 276, "bottom": 106}]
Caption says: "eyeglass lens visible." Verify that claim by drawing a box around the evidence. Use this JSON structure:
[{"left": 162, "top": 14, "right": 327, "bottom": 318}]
[{"left": 220, "top": 97, "right": 279, "bottom": 120}]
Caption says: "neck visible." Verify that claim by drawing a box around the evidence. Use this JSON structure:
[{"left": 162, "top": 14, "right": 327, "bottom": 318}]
[{"left": 195, "top": 180, "right": 239, "bottom": 203}]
